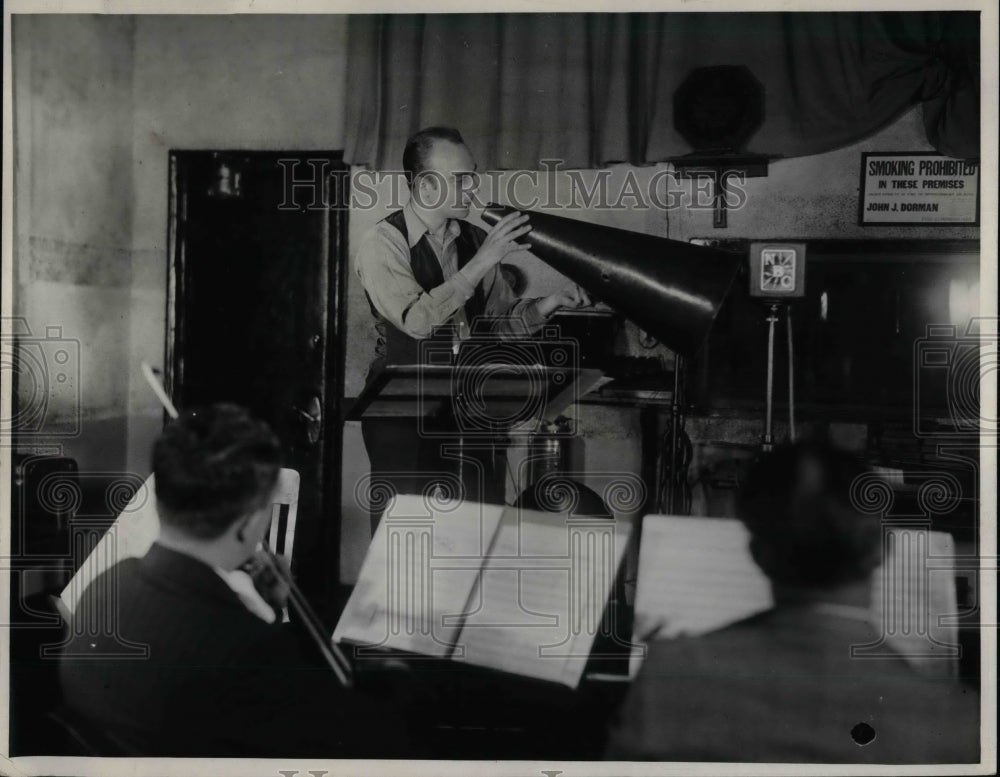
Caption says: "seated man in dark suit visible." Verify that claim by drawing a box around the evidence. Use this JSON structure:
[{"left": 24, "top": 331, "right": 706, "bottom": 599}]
[
  {"left": 605, "top": 440, "right": 980, "bottom": 764},
  {"left": 59, "top": 404, "right": 404, "bottom": 757}
]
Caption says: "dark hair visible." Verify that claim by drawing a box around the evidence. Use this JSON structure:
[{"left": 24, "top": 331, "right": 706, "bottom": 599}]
[
  {"left": 153, "top": 404, "right": 282, "bottom": 539},
  {"left": 402, "top": 126, "right": 465, "bottom": 187},
  {"left": 736, "top": 440, "right": 881, "bottom": 588}
]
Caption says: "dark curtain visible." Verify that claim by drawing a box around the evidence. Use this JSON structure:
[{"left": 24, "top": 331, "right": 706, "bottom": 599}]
[{"left": 343, "top": 12, "right": 979, "bottom": 170}]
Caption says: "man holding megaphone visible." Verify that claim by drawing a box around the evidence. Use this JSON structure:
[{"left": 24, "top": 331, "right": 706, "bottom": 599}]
[
  {"left": 354, "top": 126, "right": 589, "bottom": 531},
  {"left": 355, "top": 125, "right": 588, "bottom": 368}
]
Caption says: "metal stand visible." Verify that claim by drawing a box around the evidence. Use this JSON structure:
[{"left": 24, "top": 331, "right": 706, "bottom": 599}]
[
  {"left": 665, "top": 355, "right": 685, "bottom": 513},
  {"left": 762, "top": 303, "right": 780, "bottom": 452},
  {"left": 761, "top": 302, "right": 797, "bottom": 451}
]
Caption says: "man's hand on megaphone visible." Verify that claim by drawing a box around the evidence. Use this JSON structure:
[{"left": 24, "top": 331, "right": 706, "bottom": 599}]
[
  {"left": 465, "top": 211, "right": 531, "bottom": 284},
  {"left": 538, "top": 284, "right": 592, "bottom": 318}
]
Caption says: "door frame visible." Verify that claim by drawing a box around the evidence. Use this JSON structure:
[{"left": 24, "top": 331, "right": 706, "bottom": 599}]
[{"left": 164, "top": 149, "right": 350, "bottom": 606}]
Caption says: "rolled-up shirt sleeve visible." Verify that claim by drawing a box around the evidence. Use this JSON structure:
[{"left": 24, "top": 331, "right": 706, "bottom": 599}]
[{"left": 355, "top": 225, "right": 475, "bottom": 339}]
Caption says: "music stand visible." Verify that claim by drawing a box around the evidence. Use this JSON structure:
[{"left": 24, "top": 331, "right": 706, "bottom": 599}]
[{"left": 348, "top": 364, "right": 607, "bottom": 504}]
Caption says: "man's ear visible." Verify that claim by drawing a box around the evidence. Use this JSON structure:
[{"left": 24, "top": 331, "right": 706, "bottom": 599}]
[
  {"left": 234, "top": 506, "right": 267, "bottom": 544},
  {"left": 418, "top": 175, "right": 435, "bottom": 201},
  {"left": 411, "top": 175, "right": 427, "bottom": 207},
  {"left": 250, "top": 503, "right": 274, "bottom": 543},
  {"left": 234, "top": 513, "right": 253, "bottom": 543}
]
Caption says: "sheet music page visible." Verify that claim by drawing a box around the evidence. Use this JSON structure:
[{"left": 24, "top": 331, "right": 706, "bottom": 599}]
[
  {"left": 633, "top": 515, "right": 773, "bottom": 645},
  {"left": 633, "top": 515, "right": 960, "bottom": 675},
  {"left": 333, "top": 495, "right": 506, "bottom": 658},
  {"left": 869, "top": 527, "right": 960, "bottom": 675},
  {"left": 59, "top": 475, "right": 160, "bottom": 614},
  {"left": 452, "top": 506, "right": 632, "bottom": 687}
]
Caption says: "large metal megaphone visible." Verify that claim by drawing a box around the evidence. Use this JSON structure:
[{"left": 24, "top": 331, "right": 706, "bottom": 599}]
[{"left": 483, "top": 204, "right": 741, "bottom": 358}]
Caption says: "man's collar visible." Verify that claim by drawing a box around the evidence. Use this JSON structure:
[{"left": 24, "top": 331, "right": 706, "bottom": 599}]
[
  {"left": 142, "top": 542, "right": 242, "bottom": 605},
  {"left": 403, "top": 201, "right": 460, "bottom": 248},
  {"left": 144, "top": 542, "right": 277, "bottom": 621}
]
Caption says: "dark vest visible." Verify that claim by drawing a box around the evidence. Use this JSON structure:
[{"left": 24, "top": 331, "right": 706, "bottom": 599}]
[{"left": 366, "top": 209, "right": 488, "bottom": 370}]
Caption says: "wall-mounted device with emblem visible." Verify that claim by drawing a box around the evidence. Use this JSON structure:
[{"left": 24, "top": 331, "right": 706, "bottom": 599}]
[{"left": 749, "top": 242, "right": 807, "bottom": 298}]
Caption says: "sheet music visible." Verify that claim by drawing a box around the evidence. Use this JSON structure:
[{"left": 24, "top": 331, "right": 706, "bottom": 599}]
[
  {"left": 633, "top": 515, "right": 960, "bottom": 675},
  {"left": 869, "top": 528, "right": 960, "bottom": 674},
  {"left": 59, "top": 475, "right": 160, "bottom": 614},
  {"left": 333, "top": 495, "right": 506, "bottom": 657},
  {"left": 453, "top": 507, "right": 632, "bottom": 687},
  {"left": 633, "top": 516, "right": 773, "bottom": 642}
]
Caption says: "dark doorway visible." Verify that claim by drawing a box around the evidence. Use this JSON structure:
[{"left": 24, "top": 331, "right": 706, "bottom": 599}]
[{"left": 165, "top": 151, "right": 348, "bottom": 615}]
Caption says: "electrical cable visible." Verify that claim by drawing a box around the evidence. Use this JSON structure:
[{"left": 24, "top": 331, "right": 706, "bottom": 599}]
[
  {"left": 678, "top": 427, "right": 693, "bottom": 514},
  {"left": 787, "top": 306, "right": 796, "bottom": 442},
  {"left": 763, "top": 305, "right": 778, "bottom": 450}
]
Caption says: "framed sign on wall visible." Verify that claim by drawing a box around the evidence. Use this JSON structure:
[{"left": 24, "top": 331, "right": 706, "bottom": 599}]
[{"left": 859, "top": 152, "right": 979, "bottom": 226}]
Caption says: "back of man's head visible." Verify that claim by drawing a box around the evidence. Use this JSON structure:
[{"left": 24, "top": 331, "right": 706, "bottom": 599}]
[
  {"left": 403, "top": 126, "right": 465, "bottom": 186},
  {"left": 737, "top": 440, "right": 881, "bottom": 590},
  {"left": 153, "top": 404, "right": 281, "bottom": 540}
]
